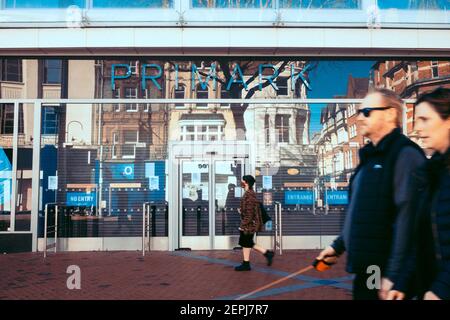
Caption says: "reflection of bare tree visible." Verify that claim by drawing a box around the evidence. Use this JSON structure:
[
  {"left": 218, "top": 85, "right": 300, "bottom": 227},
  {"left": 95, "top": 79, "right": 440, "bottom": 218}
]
[
  {"left": 169, "top": 60, "right": 317, "bottom": 139},
  {"left": 280, "top": 0, "right": 359, "bottom": 9},
  {"left": 408, "top": 0, "right": 441, "bottom": 9},
  {"left": 126, "top": 0, "right": 172, "bottom": 8},
  {"left": 194, "top": 0, "right": 272, "bottom": 8}
]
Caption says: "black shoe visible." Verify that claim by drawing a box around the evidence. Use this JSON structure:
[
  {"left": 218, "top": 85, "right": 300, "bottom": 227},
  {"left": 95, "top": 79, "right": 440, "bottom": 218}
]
[
  {"left": 264, "top": 250, "right": 274, "bottom": 266},
  {"left": 234, "top": 262, "right": 251, "bottom": 271}
]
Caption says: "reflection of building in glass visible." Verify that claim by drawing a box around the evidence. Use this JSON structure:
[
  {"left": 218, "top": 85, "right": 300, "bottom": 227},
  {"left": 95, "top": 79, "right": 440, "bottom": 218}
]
[
  {"left": 246, "top": 61, "right": 312, "bottom": 168},
  {"left": 371, "top": 60, "right": 450, "bottom": 141},
  {"left": 94, "top": 60, "right": 168, "bottom": 161},
  {"left": 316, "top": 75, "right": 369, "bottom": 183},
  {"left": 166, "top": 61, "right": 237, "bottom": 142}
]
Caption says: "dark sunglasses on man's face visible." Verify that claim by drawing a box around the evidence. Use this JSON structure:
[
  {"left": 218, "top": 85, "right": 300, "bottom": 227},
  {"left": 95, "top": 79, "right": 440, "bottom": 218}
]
[{"left": 357, "top": 106, "right": 392, "bottom": 118}]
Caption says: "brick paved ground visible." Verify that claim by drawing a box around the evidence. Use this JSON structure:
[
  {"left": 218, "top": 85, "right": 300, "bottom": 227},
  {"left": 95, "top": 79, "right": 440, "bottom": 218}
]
[{"left": 0, "top": 249, "right": 352, "bottom": 300}]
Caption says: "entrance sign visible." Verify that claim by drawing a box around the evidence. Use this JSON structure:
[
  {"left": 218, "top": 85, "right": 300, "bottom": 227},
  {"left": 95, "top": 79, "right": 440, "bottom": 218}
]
[
  {"left": 284, "top": 191, "right": 314, "bottom": 205},
  {"left": 326, "top": 190, "right": 348, "bottom": 205}
]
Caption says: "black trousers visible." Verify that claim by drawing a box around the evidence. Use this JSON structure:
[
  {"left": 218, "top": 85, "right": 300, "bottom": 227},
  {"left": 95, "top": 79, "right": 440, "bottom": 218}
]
[{"left": 352, "top": 273, "right": 380, "bottom": 300}]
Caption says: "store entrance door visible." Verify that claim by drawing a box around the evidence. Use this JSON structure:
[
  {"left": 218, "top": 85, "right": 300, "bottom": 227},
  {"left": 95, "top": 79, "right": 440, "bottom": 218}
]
[
  {"left": 178, "top": 157, "right": 247, "bottom": 250},
  {"left": 168, "top": 141, "right": 252, "bottom": 251}
]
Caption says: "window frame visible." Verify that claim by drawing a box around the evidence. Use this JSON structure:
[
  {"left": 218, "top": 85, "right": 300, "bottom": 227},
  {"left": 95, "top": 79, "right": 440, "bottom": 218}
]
[
  {"left": 124, "top": 87, "right": 138, "bottom": 112},
  {"left": 122, "top": 130, "right": 138, "bottom": 159},
  {"left": 275, "top": 114, "right": 290, "bottom": 143},
  {"left": 42, "top": 105, "right": 59, "bottom": 135},
  {"left": 43, "top": 59, "right": 62, "bottom": 85},
  {"left": 1, "top": 59, "right": 22, "bottom": 83}
]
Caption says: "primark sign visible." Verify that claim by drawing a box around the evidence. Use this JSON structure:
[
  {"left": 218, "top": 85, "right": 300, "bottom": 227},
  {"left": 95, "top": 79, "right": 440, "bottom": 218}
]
[{"left": 110, "top": 62, "right": 311, "bottom": 92}]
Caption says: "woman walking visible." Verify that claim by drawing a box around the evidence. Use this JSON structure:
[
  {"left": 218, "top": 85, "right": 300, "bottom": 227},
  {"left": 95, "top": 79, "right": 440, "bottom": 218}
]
[{"left": 235, "top": 175, "right": 274, "bottom": 271}]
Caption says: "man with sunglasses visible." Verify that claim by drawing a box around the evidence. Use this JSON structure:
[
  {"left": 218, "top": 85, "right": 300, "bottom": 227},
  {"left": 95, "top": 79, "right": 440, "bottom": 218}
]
[{"left": 317, "top": 88, "right": 426, "bottom": 300}]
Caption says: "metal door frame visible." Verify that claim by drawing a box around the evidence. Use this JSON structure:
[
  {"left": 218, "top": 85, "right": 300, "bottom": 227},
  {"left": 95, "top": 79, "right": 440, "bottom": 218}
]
[
  {"left": 168, "top": 140, "right": 252, "bottom": 251},
  {"left": 177, "top": 156, "right": 248, "bottom": 250}
]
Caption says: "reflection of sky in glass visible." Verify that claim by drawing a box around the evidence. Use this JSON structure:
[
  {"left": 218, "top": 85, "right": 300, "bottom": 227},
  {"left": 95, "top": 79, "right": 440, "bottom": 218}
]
[
  {"left": 307, "top": 60, "right": 375, "bottom": 137},
  {"left": 6, "top": 0, "right": 84, "bottom": 8},
  {"left": 93, "top": 0, "right": 173, "bottom": 7},
  {"left": 5, "top": 0, "right": 174, "bottom": 8},
  {"left": 378, "top": 0, "right": 448, "bottom": 10}
]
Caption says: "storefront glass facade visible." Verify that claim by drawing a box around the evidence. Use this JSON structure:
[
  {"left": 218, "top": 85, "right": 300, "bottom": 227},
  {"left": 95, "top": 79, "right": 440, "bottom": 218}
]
[{"left": 1, "top": 57, "right": 449, "bottom": 251}]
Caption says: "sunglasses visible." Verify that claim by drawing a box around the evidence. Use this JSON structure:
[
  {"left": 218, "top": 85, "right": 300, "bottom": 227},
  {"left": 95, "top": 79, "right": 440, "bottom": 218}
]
[{"left": 357, "top": 106, "right": 392, "bottom": 118}]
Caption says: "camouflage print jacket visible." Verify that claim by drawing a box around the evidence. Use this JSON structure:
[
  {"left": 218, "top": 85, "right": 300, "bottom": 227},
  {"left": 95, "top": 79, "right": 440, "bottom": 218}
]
[{"left": 239, "top": 189, "right": 263, "bottom": 234}]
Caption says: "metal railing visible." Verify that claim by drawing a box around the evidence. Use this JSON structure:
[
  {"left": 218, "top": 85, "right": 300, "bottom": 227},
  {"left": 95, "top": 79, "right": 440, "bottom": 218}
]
[
  {"left": 44, "top": 202, "right": 59, "bottom": 258},
  {"left": 273, "top": 201, "right": 283, "bottom": 255},
  {"left": 142, "top": 202, "right": 151, "bottom": 256}
]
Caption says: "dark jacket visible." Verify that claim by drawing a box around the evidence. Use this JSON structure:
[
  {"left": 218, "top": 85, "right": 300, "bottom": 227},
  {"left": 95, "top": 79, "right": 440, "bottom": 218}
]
[
  {"left": 331, "top": 128, "right": 425, "bottom": 277},
  {"left": 239, "top": 189, "right": 263, "bottom": 234},
  {"left": 398, "top": 149, "right": 450, "bottom": 299}
]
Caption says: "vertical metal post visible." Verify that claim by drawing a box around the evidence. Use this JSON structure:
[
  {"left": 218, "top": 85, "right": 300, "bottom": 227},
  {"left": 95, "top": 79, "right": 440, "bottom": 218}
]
[
  {"left": 147, "top": 204, "right": 150, "bottom": 252},
  {"left": 142, "top": 202, "right": 146, "bottom": 256},
  {"left": 278, "top": 202, "right": 282, "bottom": 255},
  {"left": 10, "top": 102, "right": 19, "bottom": 232},
  {"left": 31, "top": 101, "right": 42, "bottom": 252},
  {"left": 109, "top": 186, "right": 112, "bottom": 216},
  {"left": 44, "top": 204, "right": 48, "bottom": 258},
  {"left": 142, "top": 202, "right": 151, "bottom": 256},
  {"left": 273, "top": 202, "right": 278, "bottom": 253},
  {"left": 273, "top": 201, "right": 282, "bottom": 255},
  {"left": 54, "top": 205, "right": 58, "bottom": 253},
  {"left": 98, "top": 145, "right": 103, "bottom": 217}
]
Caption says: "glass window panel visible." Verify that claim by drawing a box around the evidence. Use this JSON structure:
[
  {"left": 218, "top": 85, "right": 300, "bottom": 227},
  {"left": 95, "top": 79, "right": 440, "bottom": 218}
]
[
  {"left": 192, "top": 0, "right": 272, "bottom": 8},
  {"left": 123, "top": 130, "right": 138, "bottom": 143},
  {"left": 196, "top": 85, "right": 208, "bottom": 107},
  {"left": 1, "top": 59, "right": 22, "bottom": 82},
  {"left": 276, "top": 77, "right": 288, "bottom": 96},
  {"left": 15, "top": 104, "right": 33, "bottom": 232},
  {"left": 93, "top": 0, "right": 173, "bottom": 8},
  {"left": 124, "top": 87, "right": 138, "bottom": 111},
  {"left": 279, "top": 0, "right": 359, "bottom": 9},
  {"left": 377, "top": 0, "right": 448, "bottom": 10},
  {"left": 5, "top": 0, "right": 84, "bottom": 8},
  {"left": 1, "top": 104, "right": 23, "bottom": 135},
  {"left": 42, "top": 106, "right": 59, "bottom": 135},
  {"left": 44, "top": 59, "right": 62, "bottom": 84},
  {"left": 0, "top": 104, "right": 14, "bottom": 231},
  {"left": 215, "top": 160, "right": 242, "bottom": 235},
  {"left": 122, "top": 144, "right": 135, "bottom": 156}
]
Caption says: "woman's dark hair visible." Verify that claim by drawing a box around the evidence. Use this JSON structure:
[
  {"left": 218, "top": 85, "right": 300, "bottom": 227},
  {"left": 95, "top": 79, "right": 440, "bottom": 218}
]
[
  {"left": 242, "top": 175, "right": 256, "bottom": 189},
  {"left": 415, "top": 87, "right": 450, "bottom": 120}
]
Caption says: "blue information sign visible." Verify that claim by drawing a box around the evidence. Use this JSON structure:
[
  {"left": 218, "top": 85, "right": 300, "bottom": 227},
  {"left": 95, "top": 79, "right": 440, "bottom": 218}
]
[
  {"left": 326, "top": 190, "right": 348, "bottom": 205},
  {"left": 111, "top": 164, "right": 134, "bottom": 180},
  {"left": 284, "top": 191, "right": 314, "bottom": 205},
  {"left": 66, "top": 192, "right": 97, "bottom": 206}
]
